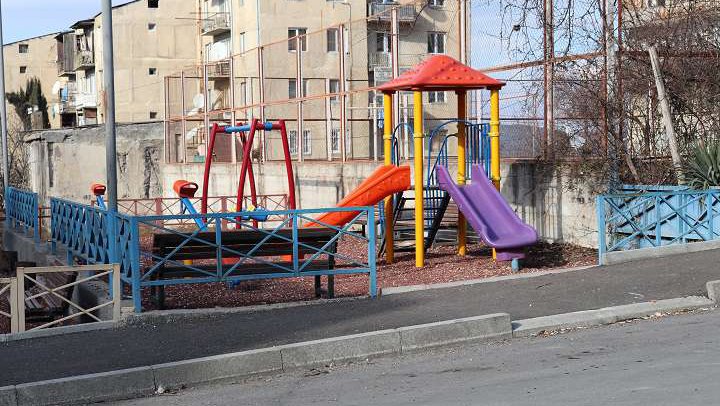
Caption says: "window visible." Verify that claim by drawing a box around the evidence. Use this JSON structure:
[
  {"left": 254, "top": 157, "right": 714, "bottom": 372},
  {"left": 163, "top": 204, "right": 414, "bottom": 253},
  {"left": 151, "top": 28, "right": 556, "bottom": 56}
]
[
  {"left": 149, "top": 67, "right": 157, "bottom": 75},
  {"left": 328, "top": 79, "right": 340, "bottom": 103},
  {"left": 428, "top": 91, "right": 446, "bottom": 104},
  {"left": 288, "top": 130, "right": 298, "bottom": 155},
  {"left": 427, "top": 32, "right": 446, "bottom": 54},
  {"left": 376, "top": 32, "right": 390, "bottom": 53},
  {"left": 148, "top": 23, "right": 157, "bottom": 31},
  {"left": 428, "top": 0, "right": 445, "bottom": 6},
  {"left": 288, "top": 27, "right": 307, "bottom": 52},
  {"left": 19, "top": 66, "right": 27, "bottom": 74},
  {"left": 302, "top": 130, "right": 312, "bottom": 155},
  {"left": 326, "top": 28, "right": 338, "bottom": 52},
  {"left": 289, "top": 79, "right": 297, "bottom": 99},
  {"left": 238, "top": 32, "right": 246, "bottom": 53},
  {"left": 18, "top": 44, "right": 28, "bottom": 54},
  {"left": 148, "top": 0, "right": 159, "bottom": 8},
  {"left": 149, "top": 112, "right": 158, "bottom": 119},
  {"left": 331, "top": 128, "right": 340, "bottom": 153}
]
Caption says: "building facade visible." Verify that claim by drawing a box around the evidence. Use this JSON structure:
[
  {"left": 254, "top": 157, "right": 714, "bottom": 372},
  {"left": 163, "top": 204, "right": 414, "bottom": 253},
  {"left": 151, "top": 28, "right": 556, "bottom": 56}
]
[
  {"left": 3, "top": 33, "right": 65, "bottom": 130},
  {"left": 165, "top": 0, "right": 465, "bottom": 164},
  {"left": 55, "top": 0, "right": 199, "bottom": 127}
]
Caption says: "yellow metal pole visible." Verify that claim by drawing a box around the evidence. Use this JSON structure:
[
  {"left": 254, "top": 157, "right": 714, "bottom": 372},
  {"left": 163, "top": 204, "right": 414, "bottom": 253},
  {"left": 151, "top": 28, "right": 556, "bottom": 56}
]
[
  {"left": 457, "top": 91, "right": 467, "bottom": 256},
  {"left": 490, "top": 87, "right": 501, "bottom": 261},
  {"left": 383, "top": 92, "right": 395, "bottom": 263},
  {"left": 490, "top": 88, "right": 501, "bottom": 190},
  {"left": 413, "top": 91, "right": 424, "bottom": 268}
]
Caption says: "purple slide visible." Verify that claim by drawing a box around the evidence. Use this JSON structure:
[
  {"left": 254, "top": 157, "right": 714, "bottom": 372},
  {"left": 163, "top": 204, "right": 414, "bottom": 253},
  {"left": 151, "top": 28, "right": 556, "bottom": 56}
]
[{"left": 437, "top": 165, "right": 538, "bottom": 261}]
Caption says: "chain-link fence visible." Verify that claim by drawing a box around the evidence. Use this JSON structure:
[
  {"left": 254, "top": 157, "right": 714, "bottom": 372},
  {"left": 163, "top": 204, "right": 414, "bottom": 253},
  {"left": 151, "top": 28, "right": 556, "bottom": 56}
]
[{"left": 165, "top": 0, "right": 720, "bottom": 184}]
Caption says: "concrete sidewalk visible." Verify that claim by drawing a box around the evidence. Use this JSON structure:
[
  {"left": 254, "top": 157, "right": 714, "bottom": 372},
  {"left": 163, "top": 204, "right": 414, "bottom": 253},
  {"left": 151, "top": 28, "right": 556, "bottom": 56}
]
[{"left": 1, "top": 249, "right": 718, "bottom": 386}]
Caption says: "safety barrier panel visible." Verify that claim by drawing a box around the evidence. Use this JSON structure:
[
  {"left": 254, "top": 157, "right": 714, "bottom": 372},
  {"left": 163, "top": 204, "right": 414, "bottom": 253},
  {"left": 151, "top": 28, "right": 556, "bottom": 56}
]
[
  {"left": 0, "top": 265, "right": 120, "bottom": 334},
  {"left": 0, "top": 277, "right": 19, "bottom": 333},
  {"left": 597, "top": 188, "right": 720, "bottom": 263},
  {"left": 51, "top": 198, "right": 112, "bottom": 265},
  {"left": 6, "top": 187, "right": 40, "bottom": 242}
]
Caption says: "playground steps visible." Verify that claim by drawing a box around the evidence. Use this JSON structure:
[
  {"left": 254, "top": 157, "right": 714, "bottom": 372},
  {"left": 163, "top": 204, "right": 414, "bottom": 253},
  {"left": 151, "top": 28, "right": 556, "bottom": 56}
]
[{"left": 380, "top": 188, "right": 455, "bottom": 254}]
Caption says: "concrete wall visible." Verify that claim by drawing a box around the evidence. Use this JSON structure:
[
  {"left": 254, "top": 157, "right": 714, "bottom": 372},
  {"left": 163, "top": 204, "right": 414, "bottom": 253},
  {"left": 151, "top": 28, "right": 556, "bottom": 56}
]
[
  {"left": 163, "top": 159, "right": 598, "bottom": 248},
  {"left": 25, "top": 122, "right": 165, "bottom": 205}
]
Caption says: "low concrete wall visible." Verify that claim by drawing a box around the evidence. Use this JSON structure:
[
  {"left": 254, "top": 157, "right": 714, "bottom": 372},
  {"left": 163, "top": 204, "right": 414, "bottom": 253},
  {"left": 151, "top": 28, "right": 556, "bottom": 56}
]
[
  {"left": 25, "top": 122, "right": 165, "bottom": 205},
  {"left": 164, "top": 160, "right": 599, "bottom": 247}
]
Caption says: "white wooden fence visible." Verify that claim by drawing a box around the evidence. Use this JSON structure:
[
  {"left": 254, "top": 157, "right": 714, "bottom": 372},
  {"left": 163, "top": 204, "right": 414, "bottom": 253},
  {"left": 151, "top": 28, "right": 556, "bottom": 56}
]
[{"left": 1, "top": 264, "right": 120, "bottom": 334}]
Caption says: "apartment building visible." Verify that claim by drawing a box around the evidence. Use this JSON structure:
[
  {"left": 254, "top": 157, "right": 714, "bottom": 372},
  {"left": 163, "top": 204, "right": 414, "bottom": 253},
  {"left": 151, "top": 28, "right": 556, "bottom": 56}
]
[
  {"left": 3, "top": 33, "right": 65, "bottom": 129},
  {"left": 166, "top": 0, "right": 464, "bottom": 163},
  {"left": 56, "top": 0, "right": 198, "bottom": 127}
]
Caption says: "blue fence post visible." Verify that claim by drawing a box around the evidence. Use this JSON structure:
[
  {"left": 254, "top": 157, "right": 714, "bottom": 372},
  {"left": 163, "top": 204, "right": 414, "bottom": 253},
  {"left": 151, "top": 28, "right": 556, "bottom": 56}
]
[
  {"left": 596, "top": 195, "right": 606, "bottom": 265},
  {"left": 367, "top": 208, "right": 377, "bottom": 298},
  {"left": 292, "top": 211, "right": 299, "bottom": 273},
  {"left": 655, "top": 195, "right": 662, "bottom": 247},
  {"left": 32, "top": 192, "right": 40, "bottom": 243},
  {"left": 215, "top": 217, "right": 222, "bottom": 279},
  {"left": 710, "top": 191, "right": 716, "bottom": 240},
  {"left": 129, "top": 216, "right": 142, "bottom": 313}
]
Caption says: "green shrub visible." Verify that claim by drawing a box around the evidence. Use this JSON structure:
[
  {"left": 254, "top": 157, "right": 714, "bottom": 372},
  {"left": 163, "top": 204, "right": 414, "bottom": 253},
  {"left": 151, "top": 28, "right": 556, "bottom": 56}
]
[{"left": 683, "top": 141, "right": 720, "bottom": 189}]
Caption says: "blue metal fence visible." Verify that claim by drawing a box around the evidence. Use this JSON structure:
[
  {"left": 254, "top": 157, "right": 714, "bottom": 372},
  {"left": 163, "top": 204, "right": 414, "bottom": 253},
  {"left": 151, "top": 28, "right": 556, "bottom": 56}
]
[
  {"left": 50, "top": 198, "right": 377, "bottom": 312},
  {"left": 6, "top": 187, "right": 40, "bottom": 242},
  {"left": 50, "top": 198, "right": 112, "bottom": 265},
  {"left": 597, "top": 188, "right": 720, "bottom": 263}
]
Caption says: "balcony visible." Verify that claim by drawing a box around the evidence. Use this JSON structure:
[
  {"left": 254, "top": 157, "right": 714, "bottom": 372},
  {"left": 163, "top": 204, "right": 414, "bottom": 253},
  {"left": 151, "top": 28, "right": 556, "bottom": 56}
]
[
  {"left": 75, "top": 92, "right": 97, "bottom": 109},
  {"left": 75, "top": 50, "right": 94, "bottom": 70},
  {"left": 368, "top": 2, "right": 418, "bottom": 24},
  {"left": 201, "top": 12, "right": 231, "bottom": 36},
  {"left": 369, "top": 52, "right": 391, "bottom": 69},
  {"left": 59, "top": 94, "right": 76, "bottom": 114},
  {"left": 206, "top": 60, "right": 231, "bottom": 78}
]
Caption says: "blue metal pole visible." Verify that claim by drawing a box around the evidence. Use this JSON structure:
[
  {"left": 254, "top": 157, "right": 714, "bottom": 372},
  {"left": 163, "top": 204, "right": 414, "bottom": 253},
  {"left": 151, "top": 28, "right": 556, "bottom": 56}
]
[
  {"left": 596, "top": 195, "right": 606, "bottom": 265},
  {"left": 368, "top": 208, "right": 377, "bottom": 297},
  {"left": 129, "top": 217, "right": 142, "bottom": 312}
]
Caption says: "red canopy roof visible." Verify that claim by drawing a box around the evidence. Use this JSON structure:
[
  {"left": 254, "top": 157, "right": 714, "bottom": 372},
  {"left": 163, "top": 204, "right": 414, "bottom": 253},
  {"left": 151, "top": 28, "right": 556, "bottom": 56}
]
[{"left": 377, "top": 55, "right": 504, "bottom": 93}]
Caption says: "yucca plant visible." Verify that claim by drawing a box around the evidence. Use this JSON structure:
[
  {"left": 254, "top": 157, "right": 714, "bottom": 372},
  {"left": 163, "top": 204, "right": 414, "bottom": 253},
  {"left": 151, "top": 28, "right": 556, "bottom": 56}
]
[{"left": 683, "top": 141, "right": 720, "bottom": 190}]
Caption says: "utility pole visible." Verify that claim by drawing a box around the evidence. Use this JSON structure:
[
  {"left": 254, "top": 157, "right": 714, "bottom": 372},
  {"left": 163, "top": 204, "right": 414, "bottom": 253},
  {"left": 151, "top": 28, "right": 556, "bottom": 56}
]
[
  {"left": 0, "top": 3, "right": 10, "bottom": 190},
  {"left": 648, "top": 45, "right": 683, "bottom": 182},
  {"left": 543, "top": 0, "right": 554, "bottom": 158},
  {"left": 605, "top": 0, "right": 621, "bottom": 188},
  {"left": 102, "top": 0, "right": 119, "bottom": 262}
]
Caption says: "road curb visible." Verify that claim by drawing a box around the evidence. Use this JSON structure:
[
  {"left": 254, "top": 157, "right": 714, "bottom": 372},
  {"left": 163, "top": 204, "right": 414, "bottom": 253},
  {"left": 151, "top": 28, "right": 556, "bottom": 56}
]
[
  {"left": 0, "top": 321, "right": 117, "bottom": 344},
  {"left": 511, "top": 296, "right": 714, "bottom": 337},
  {"left": 13, "top": 367, "right": 156, "bottom": 406},
  {"left": 706, "top": 280, "right": 720, "bottom": 303}
]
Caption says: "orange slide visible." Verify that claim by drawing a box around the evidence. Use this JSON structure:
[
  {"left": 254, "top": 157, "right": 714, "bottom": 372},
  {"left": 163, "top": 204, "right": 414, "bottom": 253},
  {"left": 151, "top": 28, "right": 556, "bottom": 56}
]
[{"left": 308, "top": 165, "right": 411, "bottom": 227}]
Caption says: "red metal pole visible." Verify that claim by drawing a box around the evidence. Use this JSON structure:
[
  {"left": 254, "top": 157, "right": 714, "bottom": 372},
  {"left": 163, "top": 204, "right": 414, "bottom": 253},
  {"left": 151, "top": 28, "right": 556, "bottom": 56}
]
[
  {"left": 201, "top": 123, "right": 221, "bottom": 214},
  {"left": 278, "top": 120, "right": 297, "bottom": 209}
]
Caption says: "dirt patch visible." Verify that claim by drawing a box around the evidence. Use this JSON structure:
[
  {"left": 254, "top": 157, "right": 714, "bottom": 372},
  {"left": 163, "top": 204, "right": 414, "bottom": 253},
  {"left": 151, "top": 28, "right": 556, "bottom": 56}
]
[{"left": 140, "top": 241, "right": 597, "bottom": 311}]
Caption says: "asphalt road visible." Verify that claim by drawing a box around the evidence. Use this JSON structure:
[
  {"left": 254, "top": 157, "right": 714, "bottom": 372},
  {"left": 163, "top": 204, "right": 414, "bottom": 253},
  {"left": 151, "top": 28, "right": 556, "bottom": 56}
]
[
  {"left": 115, "top": 308, "right": 720, "bottom": 406},
  {"left": 2, "top": 249, "right": 719, "bottom": 385}
]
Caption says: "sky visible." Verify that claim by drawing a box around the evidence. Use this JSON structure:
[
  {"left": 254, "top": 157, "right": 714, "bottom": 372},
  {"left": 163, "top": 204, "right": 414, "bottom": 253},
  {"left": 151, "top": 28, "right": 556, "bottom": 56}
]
[{"left": 2, "top": 0, "right": 134, "bottom": 44}]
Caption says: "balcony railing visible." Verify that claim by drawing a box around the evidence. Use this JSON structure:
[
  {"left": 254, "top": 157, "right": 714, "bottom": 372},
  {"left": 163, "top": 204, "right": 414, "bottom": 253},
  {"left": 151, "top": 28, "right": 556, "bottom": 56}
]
[
  {"left": 369, "top": 52, "right": 391, "bottom": 69},
  {"left": 368, "top": 2, "right": 418, "bottom": 23},
  {"left": 207, "top": 60, "right": 231, "bottom": 78},
  {"left": 75, "top": 50, "right": 94, "bottom": 70},
  {"left": 202, "top": 12, "right": 231, "bottom": 36},
  {"left": 75, "top": 92, "right": 97, "bottom": 109}
]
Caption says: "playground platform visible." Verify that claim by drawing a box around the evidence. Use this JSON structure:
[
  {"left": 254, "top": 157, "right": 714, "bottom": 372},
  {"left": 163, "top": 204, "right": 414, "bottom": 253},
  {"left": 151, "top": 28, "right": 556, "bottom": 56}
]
[{"left": 1, "top": 248, "right": 719, "bottom": 386}]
